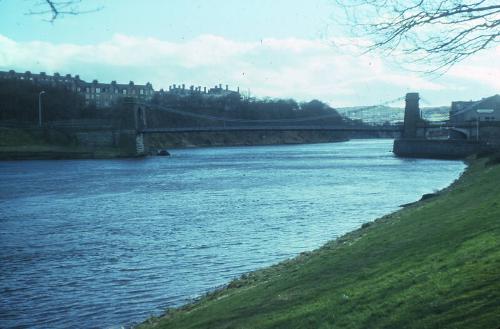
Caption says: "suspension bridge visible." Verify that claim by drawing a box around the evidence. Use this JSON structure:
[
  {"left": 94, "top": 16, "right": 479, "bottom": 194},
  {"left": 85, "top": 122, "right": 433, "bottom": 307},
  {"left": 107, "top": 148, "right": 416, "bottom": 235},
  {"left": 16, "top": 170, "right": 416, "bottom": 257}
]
[
  {"left": 128, "top": 97, "right": 409, "bottom": 154},
  {"left": 130, "top": 98, "right": 406, "bottom": 133},
  {"left": 126, "top": 92, "right": 499, "bottom": 157}
]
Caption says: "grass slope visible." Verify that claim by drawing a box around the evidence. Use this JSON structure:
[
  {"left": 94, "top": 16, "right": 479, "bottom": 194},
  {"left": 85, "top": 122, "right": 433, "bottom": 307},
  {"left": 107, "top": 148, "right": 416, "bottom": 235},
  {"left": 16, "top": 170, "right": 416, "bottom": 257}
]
[{"left": 140, "top": 158, "right": 500, "bottom": 329}]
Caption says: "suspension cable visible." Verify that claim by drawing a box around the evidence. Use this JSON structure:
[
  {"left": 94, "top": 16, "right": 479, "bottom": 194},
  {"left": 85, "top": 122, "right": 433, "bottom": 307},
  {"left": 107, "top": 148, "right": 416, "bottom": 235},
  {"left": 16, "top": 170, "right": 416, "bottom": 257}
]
[{"left": 130, "top": 96, "right": 406, "bottom": 124}]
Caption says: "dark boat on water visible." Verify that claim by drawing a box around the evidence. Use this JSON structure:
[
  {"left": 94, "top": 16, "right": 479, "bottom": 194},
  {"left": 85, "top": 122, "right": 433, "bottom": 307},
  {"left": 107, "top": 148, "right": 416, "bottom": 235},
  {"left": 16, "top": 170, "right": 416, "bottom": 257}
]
[{"left": 156, "top": 149, "right": 170, "bottom": 156}]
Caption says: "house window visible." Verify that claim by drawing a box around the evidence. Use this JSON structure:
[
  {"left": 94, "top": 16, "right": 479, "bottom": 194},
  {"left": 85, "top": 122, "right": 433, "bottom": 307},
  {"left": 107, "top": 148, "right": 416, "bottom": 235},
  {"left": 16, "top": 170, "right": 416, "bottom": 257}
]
[
  {"left": 122, "top": 89, "right": 127, "bottom": 95},
  {"left": 96, "top": 87, "right": 101, "bottom": 94},
  {"left": 140, "top": 89, "right": 144, "bottom": 95}
]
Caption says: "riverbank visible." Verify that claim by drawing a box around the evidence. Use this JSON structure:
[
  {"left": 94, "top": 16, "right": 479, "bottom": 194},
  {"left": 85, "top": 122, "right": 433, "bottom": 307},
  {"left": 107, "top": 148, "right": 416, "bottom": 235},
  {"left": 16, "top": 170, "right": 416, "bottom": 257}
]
[
  {"left": 0, "top": 145, "right": 129, "bottom": 160},
  {"left": 0, "top": 126, "right": 352, "bottom": 160},
  {"left": 138, "top": 155, "right": 500, "bottom": 329},
  {"left": 0, "top": 127, "right": 131, "bottom": 160},
  {"left": 145, "top": 130, "right": 349, "bottom": 149}
]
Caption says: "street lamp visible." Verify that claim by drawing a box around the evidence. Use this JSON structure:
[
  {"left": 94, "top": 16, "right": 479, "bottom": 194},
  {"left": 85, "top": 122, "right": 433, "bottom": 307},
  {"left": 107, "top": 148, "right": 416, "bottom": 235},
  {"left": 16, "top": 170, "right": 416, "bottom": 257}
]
[{"left": 38, "top": 91, "right": 46, "bottom": 127}]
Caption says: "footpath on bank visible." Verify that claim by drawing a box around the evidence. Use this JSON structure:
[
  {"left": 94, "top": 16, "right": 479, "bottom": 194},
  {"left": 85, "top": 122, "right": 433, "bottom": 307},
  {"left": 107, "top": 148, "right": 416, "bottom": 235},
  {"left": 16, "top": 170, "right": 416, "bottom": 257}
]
[{"left": 138, "top": 154, "right": 500, "bottom": 329}]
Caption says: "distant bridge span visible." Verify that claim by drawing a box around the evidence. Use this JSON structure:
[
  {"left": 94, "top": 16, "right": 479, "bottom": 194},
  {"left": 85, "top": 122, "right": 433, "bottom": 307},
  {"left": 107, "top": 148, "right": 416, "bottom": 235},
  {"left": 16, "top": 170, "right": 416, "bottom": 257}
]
[{"left": 140, "top": 125, "right": 403, "bottom": 134}]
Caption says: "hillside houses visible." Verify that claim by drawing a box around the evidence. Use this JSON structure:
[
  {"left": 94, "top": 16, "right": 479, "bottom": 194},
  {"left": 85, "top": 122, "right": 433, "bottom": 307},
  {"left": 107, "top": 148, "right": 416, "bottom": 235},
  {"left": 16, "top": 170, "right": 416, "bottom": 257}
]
[{"left": 0, "top": 70, "right": 240, "bottom": 108}]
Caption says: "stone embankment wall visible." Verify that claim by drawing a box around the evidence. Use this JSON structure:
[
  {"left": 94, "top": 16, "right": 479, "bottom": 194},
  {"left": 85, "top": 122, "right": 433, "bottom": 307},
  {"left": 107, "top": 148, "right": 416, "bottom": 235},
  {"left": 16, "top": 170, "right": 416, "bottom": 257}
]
[
  {"left": 68, "top": 128, "right": 137, "bottom": 155},
  {"left": 145, "top": 130, "right": 349, "bottom": 149},
  {"left": 478, "top": 126, "right": 500, "bottom": 146},
  {"left": 73, "top": 130, "right": 120, "bottom": 148},
  {"left": 393, "top": 139, "right": 492, "bottom": 159}
]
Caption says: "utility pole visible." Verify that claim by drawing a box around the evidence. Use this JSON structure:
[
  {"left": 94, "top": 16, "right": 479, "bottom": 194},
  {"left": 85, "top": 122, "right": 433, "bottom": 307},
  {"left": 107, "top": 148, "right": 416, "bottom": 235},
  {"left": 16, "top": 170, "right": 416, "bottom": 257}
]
[{"left": 38, "top": 91, "right": 46, "bottom": 127}]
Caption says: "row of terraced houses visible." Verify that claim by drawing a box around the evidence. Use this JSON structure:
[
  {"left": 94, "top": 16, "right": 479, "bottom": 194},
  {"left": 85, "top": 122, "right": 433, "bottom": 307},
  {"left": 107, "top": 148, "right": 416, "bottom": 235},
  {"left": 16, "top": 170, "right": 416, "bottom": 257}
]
[{"left": 0, "top": 70, "right": 240, "bottom": 108}]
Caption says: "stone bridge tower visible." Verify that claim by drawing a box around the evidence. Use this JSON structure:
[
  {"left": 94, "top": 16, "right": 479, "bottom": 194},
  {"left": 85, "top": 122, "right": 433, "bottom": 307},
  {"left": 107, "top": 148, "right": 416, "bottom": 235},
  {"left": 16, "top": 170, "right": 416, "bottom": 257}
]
[
  {"left": 134, "top": 105, "right": 147, "bottom": 155},
  {"left": 403, "top": 92, "right": 420, "bottom": 139}
]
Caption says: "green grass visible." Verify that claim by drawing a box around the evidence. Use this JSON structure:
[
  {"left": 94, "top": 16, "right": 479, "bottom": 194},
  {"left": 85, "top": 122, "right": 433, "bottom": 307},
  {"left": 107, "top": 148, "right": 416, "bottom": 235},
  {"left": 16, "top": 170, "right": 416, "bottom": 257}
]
[{"left": 138, "top": 157, "right": 500, "bottom": 329}]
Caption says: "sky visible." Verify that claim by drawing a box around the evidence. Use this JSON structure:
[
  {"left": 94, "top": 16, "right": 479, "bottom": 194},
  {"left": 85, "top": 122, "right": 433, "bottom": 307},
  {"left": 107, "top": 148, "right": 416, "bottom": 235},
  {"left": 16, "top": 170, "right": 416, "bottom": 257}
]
[{"left": 0, "top": 0, "right": 498, "bottom": 107}]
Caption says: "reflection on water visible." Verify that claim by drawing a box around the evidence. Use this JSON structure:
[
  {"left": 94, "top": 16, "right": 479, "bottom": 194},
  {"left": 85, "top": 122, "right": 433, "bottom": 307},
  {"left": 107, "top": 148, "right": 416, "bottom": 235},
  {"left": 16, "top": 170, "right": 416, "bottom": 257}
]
[{"left": 0, "top": 140, "right": 465, "bottom": 328}]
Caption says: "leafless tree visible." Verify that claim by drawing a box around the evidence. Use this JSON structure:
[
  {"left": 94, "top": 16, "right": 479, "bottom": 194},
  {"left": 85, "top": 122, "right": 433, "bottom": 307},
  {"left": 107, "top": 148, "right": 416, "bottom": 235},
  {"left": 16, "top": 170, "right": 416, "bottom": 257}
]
[
  {"left": 334, "top": 0, "right": 500, "bottom": 72},
  {"left": 27, "top": 0, "right": 102, "bottom": 22}
]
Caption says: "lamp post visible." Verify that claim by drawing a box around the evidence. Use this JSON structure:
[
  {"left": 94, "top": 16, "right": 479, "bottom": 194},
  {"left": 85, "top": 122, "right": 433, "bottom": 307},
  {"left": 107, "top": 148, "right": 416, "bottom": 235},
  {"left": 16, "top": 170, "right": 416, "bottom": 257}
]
[
  {"left": 38, "top": 91, "right": 46, "bottom": 127},
  {"left": 476, "top": 116, "right": 479, "bottom": 141}
]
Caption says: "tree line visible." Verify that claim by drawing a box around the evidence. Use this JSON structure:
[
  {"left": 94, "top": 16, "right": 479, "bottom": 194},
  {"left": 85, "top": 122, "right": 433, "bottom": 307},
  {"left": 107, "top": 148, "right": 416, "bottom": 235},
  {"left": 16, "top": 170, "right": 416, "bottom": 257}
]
[{"left": 0, "top": 79, "right": 360, "bottom": 129}]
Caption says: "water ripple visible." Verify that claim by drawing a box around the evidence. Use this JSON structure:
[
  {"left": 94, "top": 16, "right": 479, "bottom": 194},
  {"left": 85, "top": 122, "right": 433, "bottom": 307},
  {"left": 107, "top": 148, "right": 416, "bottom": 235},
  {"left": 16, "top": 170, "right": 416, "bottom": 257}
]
[{"left": 0, "top": 140, "right": 465, "bottom": 329}]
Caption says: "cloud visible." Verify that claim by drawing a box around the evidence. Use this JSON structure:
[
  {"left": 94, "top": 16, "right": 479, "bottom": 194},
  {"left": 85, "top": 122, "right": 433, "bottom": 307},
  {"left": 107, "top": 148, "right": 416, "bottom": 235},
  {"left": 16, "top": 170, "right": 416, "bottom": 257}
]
[
  {"left": 447, "top": 46, "right": 500, "bottom": 91},
  {"left": 0, "top": 33, "right": 498, "bottom": 107}
]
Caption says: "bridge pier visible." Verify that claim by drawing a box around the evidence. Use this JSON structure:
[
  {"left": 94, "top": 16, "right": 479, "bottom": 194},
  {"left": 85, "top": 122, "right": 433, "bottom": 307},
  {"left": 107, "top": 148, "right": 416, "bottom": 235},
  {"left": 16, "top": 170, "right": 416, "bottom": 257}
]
[
  {"left": 402, "top": 92, "right": 421, "bottom": 139},
  {"left": 394, "top": 92, "right": 493, "bottom": 158},
  {"left": 134, "top": 104, "right": 148, "bottom": 156},
  {"left": 136, "top": 133, "right": 146, "bottom": 155}
]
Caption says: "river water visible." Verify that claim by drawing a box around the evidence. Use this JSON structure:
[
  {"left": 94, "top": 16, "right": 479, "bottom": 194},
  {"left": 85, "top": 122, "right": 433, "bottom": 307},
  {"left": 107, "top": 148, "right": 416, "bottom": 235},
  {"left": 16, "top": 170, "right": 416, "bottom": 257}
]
[{"left": 0, "top": 140, "right": 465, "bottom": 329}]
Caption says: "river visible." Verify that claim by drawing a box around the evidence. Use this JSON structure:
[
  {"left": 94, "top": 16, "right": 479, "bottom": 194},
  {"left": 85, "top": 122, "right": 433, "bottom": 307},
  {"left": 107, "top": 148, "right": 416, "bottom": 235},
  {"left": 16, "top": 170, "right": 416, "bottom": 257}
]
[{"left": 0, "top": 140, "right": 465, "bottom": 329}]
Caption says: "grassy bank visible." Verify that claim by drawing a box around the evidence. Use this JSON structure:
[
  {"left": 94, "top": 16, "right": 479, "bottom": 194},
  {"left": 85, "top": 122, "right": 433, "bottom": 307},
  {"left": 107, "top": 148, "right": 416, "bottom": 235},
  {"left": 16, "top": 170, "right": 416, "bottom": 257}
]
[{"left": 139, "top": 156, "right": 500, "bottom": 329}]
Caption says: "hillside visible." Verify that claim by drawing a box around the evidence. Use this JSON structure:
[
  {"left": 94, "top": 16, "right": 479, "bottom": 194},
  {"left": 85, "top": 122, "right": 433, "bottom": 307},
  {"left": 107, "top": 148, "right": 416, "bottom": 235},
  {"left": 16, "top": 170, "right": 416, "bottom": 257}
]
[{"left": 139, "top": 156, "right": 500, "bottom": 329}]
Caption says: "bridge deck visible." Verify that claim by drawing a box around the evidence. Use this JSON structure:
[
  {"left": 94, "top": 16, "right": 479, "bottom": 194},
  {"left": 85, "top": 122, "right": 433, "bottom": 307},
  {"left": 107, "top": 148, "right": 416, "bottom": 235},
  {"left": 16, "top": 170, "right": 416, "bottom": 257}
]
[{"left": 140, "top": 125, "right": 403, "bottom": 133}]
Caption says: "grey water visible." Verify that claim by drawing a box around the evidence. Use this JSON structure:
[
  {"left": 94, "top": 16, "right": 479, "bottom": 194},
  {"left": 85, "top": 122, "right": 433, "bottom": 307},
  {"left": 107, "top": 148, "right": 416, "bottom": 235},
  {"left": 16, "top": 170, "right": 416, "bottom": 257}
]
[{"left": 0, "top": 139, "right": 465, "bottom": 329}]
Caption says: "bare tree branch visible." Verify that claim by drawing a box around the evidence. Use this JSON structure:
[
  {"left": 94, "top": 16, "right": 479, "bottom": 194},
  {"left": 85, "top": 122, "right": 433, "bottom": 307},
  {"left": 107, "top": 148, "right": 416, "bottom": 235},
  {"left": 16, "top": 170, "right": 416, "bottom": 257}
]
[
  {"left": 26, "top": 0, "right": 102, "bottom": 22},
  {"left": 334, "top": 0, "right": 500, "bottom": 72}
]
